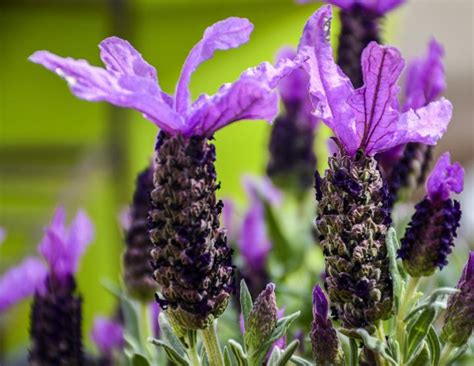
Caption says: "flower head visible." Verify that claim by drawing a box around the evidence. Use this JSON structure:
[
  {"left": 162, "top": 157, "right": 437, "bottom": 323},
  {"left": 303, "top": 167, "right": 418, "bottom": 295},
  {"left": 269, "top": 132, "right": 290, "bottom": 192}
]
[
  {"left": 298, "top": 0, "right": 405, "bottom": 15},
  {"left": 91, "top": 316, "right": 124, "bottom": 356},
  {"left": 442, "top": 252, "right": 474, "bottom": 346},
  {"left": 299, "top": 5, "right": 452, "bottom": 157},
  {"left": 310, "top": 285, "right": 344, "bottom": 365},
  {"left": 426, "top": 152, "right": 464, "bottom": 201},
  {"left": 30, "top": 18, "right": 305, "bottom": 138}
]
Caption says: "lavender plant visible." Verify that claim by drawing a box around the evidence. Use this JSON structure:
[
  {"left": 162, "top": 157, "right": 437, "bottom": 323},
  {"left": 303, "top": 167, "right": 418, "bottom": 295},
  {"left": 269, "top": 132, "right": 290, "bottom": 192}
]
[{"left": 0, "top": 1, "right": 472, "bottom": 365}]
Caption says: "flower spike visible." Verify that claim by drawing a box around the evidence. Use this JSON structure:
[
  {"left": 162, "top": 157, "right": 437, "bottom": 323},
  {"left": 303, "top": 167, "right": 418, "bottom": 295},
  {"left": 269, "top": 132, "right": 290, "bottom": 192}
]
[{"left": 399, "top": 153, "right": 464, "bottom": 276}]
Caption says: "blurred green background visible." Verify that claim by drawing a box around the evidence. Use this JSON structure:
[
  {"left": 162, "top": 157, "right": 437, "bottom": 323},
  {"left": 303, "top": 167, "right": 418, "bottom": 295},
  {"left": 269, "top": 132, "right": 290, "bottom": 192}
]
[{"left": 1, "top": 0, "right": 473, "bottom": 363}]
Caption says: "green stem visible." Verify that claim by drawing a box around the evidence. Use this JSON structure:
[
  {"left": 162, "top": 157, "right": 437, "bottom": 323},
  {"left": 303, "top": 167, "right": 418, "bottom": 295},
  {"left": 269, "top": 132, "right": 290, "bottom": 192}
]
[
  {"left": 349, "top": 338, "right": 359, "bottom": 366},
  {"left": 187, "top": 344, "right": 201, "bottom": 366},
  {"left": 439, "top": 343, "right": 455, "bottom": 365},
  {"left": 201, "top": 322, "right": 224, "bottom": 366},
  {"left": 139, "top": 301, "right": 153, "bottom": 357},
  {"left": 396, "top": 276, "right": 421, "bottom": 359},
  {"left": 376, "top": 322, "right": 387, "bottom": 366}
]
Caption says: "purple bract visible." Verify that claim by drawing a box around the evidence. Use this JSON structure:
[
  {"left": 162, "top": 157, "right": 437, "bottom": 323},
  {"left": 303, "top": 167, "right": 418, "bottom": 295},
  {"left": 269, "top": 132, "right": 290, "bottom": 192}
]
[
  {"left": 30, "top": 18, "right": 305, "bottom": 137},
  {"left": 426, "top": 152, "right": 464, "bottom": 201},
  {"left": 298, "top": 5, "right": 452, "bottom": 157},
  {"left": 91, "top": 316, "right": 124, "bottom": 356}
]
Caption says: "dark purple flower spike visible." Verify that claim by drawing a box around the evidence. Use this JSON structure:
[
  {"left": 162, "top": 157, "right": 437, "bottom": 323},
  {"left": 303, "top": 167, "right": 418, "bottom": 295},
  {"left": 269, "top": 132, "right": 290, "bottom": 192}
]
[
  {"left": 310, "top": 285, "right": 343, "bottom": 365},
  {"left": 442, "top": 252, "right": 474, "bottom": 347},
  {"left": 399, "top": 153, "right": 464, "bottom": 277}
]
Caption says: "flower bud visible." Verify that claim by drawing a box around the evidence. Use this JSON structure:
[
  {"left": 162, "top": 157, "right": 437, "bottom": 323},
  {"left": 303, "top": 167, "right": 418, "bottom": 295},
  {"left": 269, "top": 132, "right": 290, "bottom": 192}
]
[
  {"left": 310, "top": 285, "right": 344, "bottom": 366},
  {"left": 123, "top": 166, "right": 158, "bottom": 301},
  {"left": 441, "top": 252, "right": 474, "bottom": 347},
  {"left": 316, "top": 152, "right": 393, "bottom": 332},
  {"left": 245, "top": 283, "right": 278, "bottom": 350},
  {"left": 150, "top": 132, "right": 234, "bottom": 330}
]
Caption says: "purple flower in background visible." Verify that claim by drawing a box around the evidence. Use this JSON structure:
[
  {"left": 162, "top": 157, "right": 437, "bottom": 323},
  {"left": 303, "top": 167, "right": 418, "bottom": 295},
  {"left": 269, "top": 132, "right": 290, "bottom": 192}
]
[
  {"left": 30, "top": 18, "right": 305, "bottom": 138},
  {"left": 442, "top": 252, "right": 474, "bottom": 346},
  {"left": 91, "top": 316, "right": 124, "bottom": 356},
  {"left": 0, "top": 227, "right": 5, "bottom": 245},
  {"left": 0, "top": 257, "right": 47, "bottom": 312},
  {"left": 298, "top": 0, "right": 405, "bottom": 15},
  {"left": 310, "top": 285, "right": 343, "bottom": 365},
  {"left": 0, "top": 207, "right": 93, "bottom": 311},
  {"left": 426, "top": 152, "right": 464, "bottom": 201},
  {"left": 150, "top": 302, "right": 161, "bottom": 338},
  {"left": 403, "top": 39, "right": 446, "bottom": 111},
  {"left": 298, "top": 5, "right": 452, "bottom": 157},
  {"left": 399, "top": 153, "right": 464, "bottom": 276},
  {"left": 38, "top": 207, "right": 94, "bottom": 284}
]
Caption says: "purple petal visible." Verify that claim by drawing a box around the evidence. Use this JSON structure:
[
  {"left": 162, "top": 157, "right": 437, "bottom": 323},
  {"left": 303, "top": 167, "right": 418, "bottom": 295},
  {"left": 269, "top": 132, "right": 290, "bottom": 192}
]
[
  {"left": 99, "top": 36, "right": 173, "bottom": 106},
  {"left": 39, "top": 208, "right": 94, "bottom": 280},
  {"left": 312, "top": 284, "right": 329, "bottom": 321},
  {"left": 324, "top": 0, "right": 405, "bottom": 14},
  {"left": 397, "top": 98, "right": 452, "bottom": 148},
  {"left": 404, "top": 39, "right": 445, "bottom": 111},
  {"left": 29, "top": 50, "right": 184, "bottom": 133},
  {"left": 350, "top": 42, "right": 405, "bottom": 156},
  {"left": 276, "top": 47, "right": 308, "bottom": 106},
  {"left": 0, "top": 257, "right": 48, "bottom": 312},
  {"left": 174, "top": 17, "right": 254, "bottom": 115},
  {"left": 459, "top": 251, "right": 474, "bottom": 286},
  {"left": 299, "top": 6, "right": 358, "bottom": 155},
  {"left": 91, "top": 316, "right": 124, "bottom": 355},
  {"left": 150, "top": 302, "right": 161, "bottom": 338},
  {"left": 426, "top": 152, "right": 464, "bottom": 201},
  {"left": 184, "top": 78, "right": 278, "bottom": 137}
]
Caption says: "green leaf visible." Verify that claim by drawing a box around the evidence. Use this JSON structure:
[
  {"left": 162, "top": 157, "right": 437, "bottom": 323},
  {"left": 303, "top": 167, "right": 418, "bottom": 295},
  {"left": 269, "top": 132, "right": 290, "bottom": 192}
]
[
  {"left": 447, "top": 344, "right": 469, "bottom": 366},
  {"left": 224, "top": 346, "right": 234, "bottom": 366},
  {"left": 289, "top": 355, "right": 313, "bottom": 366},
  {"left": 158, "top": 313, "right": 187, "bottom": 357},
  {"left": 406, "top": 307, "right": 437, "bottom": 362},
  {"left": 240, "top": 280, "right": 253, "bottom": 334},
  {"left": 228, "top": 339, "right": 248, "bottom": 366},
  {"left": 148, "top": 338, "right": 188, "bottom": 366},
  {"left": 426, "top": 326, "right": 441, "bottom": 366},
  {"left": 267, "top": 347, "right": 281, "bottom": 365},
  {"left": 263, "top": 200, "right": 292, "bottom": 264},
  {"left": 386, "top": 228, "right": 405, "bottom": 312},
  {"left": 407, "top": 343, "right": 430, "bottom": 366},
  {"left": 349, "top": 338, "right": 359, "bottom": 366},
  {"left": 353, "top": 329, "right": 397, "bottom": 366},
  {"left": 251, "top": 311, "right": 300, "bottom": 365},
  {"left": 121, "top": 297, "right": 141, "bottom": 350},
  {"left": 131, "top": 353, "right": 151, "bottom": 366},
  {"left": 275, "top": 339, "right": 300, "bottom": 366},
  {"left": 405, "top": 287, "right": 458, "bottom": 322}
]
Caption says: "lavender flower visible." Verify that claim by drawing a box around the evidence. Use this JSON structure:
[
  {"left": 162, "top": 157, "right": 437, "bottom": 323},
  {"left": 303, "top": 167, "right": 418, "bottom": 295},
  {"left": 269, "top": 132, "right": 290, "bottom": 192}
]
[
  {"left": 442, "top": 252, "right": 474, "bottom": 347},
  {"left": 123, "top": 166, "right": 157, "bottom": 301},
  {"left": 386, "top": 40, "right": 447, "bottom": 202},
  {"left": 310, "top": 285, "right": 343, "bottom": 365},
  {"left": 303, "top": 5, "right": 451, "bottom": 331},
  {"left": 399, "top": 153, "right": 464, "bottom": 277},
  {"left": 267, "top": 48, "right": 317, "bottom": 194},
  {"left": 91, "top": 316, "right": 124, "bottom": 357},
  {"left": 0, "top": 227, "right": 5, "bottom": 245},
  {"left": 30, "top": 18, "right": 303, "bottom": 331}
]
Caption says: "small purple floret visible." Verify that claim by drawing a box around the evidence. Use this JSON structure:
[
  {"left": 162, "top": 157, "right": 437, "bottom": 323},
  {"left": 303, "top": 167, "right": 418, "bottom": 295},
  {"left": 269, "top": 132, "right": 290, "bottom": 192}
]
[
  {"left": 426, "top": 152, "right": 464, "bottom": 201},
  {"left": 91, "top": 316, "right": 124, "bottom": 356}
]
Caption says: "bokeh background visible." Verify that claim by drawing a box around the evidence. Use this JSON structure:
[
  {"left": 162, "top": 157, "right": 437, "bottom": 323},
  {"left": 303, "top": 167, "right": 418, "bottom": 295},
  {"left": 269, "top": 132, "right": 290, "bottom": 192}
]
[{"left": 1, "top": 0, "right": 473, "bottom": 362}]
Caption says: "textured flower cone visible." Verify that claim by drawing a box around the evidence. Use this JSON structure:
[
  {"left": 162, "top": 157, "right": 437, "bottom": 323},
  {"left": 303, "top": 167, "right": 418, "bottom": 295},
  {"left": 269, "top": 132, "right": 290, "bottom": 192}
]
[
  {"left": 388, "top": 143, "right": 433, "bottom": 205},
  {"left": 399, "top": 198, "right": 461, "bottom": 277},
  {"left": 123, "top": 166, "right": 158, "bottom": 301},
  {"left": 245, "top": 283, "right": 278, "bottom": 350},
  {"left": 316, "top": 152, "right": 393, "bottom": 332},
  {"left": 29, "top": 276, "right": 83, "bottom": 366},
  {"left": 337, "top": 5, "right": 381, "bottom": 88},
  {"left": 149, "top": 132, "right": 234, "bottom": 330},
  {"left": 441, "top": 280, "right": 474, "bottom": 347},
  {"left": 267, "top": 111, "right": 316, "bottom": 195},
  {"left": 310, "top": 320, "right": 344, "bottom": 365}
]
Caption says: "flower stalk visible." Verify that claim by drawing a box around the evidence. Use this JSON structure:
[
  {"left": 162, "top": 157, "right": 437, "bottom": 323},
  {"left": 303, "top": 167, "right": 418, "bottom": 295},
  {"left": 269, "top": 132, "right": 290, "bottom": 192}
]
[{"left": 201, "top": 322, "right": 224, "bottom": 366}]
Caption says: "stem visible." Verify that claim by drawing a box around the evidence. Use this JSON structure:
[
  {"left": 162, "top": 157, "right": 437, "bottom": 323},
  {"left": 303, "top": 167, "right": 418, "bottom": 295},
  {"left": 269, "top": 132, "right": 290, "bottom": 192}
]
[
  {"left": 349, "top": 338, "right": 359, "bottom": 366},
  {"left": 187, "top": 344, "right": 201, "bottom": 366},
  {"left": 396, "top": 276, "right": 421, "bottom": 359},
  {"left": 375, "top": 322, "right": 387, "bottom": 366},
  {"left": 139, "top": 301, "right": 153, "bottom": 357},
  {"left": 200, "top": 322, "right": 224, "bottom": 366},
  {"left": 439, "top": 344, "right": 455, "bottom": 365}
]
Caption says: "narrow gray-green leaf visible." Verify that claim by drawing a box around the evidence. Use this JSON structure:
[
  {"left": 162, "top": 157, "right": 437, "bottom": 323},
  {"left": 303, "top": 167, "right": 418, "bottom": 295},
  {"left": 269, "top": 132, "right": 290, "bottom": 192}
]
[
  {"left": 228, "top": 339, "right": 248, "bottom": 366},
  {"left": 289, "top": 355, "right": 313, "bottom": 366},
  {"left": 224, "top": 346, "right": 234, "bottom": 366},
  {"left": 406, "top": 307, "right": 436, "bottom": 362},
  {"left": 350, "top": 338, "right": 359, "bottom": 366},
  {"left": 267, "top": 347, "right": 281, "bottom": 366},
  {"left": 158, "top": 313, "right": 187, "bottom": 357},
  {"left": 354, "top": 329, "right": 397, "bottom": 366},
  {"left": 426, "top": 326, "right": 440, "bottom": 366},
  {"left": 240, "top": 279, "right": 253, "bottom": 333},
  {"left": 131, "top": 353, "right": 151, "bottom": 366},
  {"left": 275, "top": 340, "right": 299, "bottom": 366},
  {"left": 121, "top": 297, "right": 140, "bottom": 347},
  {"left": 148, "top": 338, "right": 188, "bottom": 366},
  {"left": 386, "top": 228, "right": 404, "bottom": 312}
]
